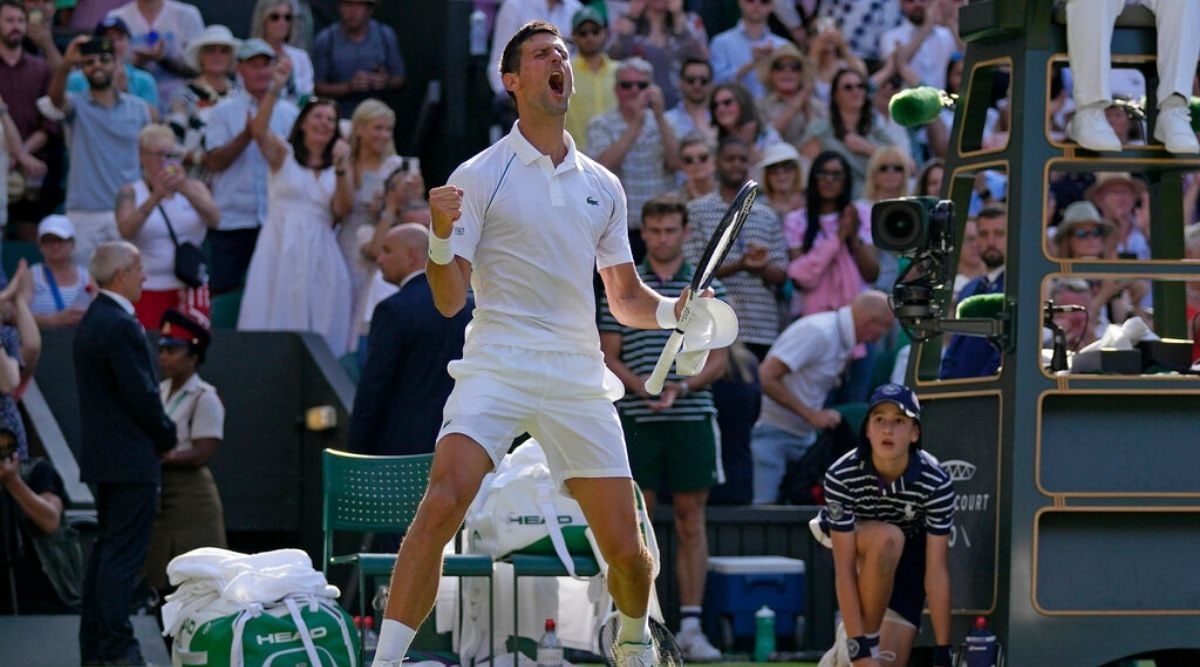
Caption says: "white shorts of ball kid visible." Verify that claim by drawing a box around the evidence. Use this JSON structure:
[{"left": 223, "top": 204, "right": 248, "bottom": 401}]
[{"left": 437, "top": 344, "right": 632, "bottom": 492}]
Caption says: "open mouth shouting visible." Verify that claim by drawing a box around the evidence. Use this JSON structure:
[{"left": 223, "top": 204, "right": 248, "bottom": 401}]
[{"left": 548, "top": 70, "right": 565, "bottom": 96}]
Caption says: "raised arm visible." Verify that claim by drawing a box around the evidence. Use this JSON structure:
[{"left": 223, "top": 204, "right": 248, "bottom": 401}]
[
  {"left": 426, "top": 185, "right": 473, "bottom": 317},
  {"left": 49, "top": 35, "right": 89, "bottom": 114},
  {"left": 250, "top": 60, "right": 293, "bottom": 172}
]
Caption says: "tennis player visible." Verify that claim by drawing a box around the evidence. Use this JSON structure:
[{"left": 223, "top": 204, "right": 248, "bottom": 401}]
[
  {"left": 372, "top": 21, "right": 712, "bottom": 667},
  {"left": 812, "top": 384, "right": 955, "bottom": 667}
]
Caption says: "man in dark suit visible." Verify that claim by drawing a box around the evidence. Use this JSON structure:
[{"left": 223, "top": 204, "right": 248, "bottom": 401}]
[
  {"left": 940, "top": 206, "right": 1007, "bottom": 379},
  {"left": 74, "top": 241, "right": 176, "bottom": 666},
  {"left": 349, "top": 224, "right": 471, "bottom": 455}
]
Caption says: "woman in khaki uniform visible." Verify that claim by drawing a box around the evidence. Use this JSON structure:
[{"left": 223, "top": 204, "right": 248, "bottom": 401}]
[{"left": 146, "top": 309, "right": 226, "bottom": 594}]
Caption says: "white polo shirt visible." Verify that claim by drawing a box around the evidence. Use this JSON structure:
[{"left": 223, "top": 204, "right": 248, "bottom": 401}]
[
  {"left": 758, "top": 305, "right": 858, "bottom": 437},
  {"left": 448, "top": 122, "right": 633, "bottom": 355}
]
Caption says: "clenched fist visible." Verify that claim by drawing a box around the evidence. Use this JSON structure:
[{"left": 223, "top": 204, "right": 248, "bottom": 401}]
[{"left": 429, "top": 185, "right": 464, "bottom": 239}]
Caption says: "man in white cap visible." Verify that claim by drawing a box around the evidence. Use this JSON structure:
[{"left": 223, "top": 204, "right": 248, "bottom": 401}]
[
  {"left": 1065, "top": 0, "right": 1200, "bottom": 154},
  {"left": 30, "top": 214, "right": 92, "bottom": 327}
]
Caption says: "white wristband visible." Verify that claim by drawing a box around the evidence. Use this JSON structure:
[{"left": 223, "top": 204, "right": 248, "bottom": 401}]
[
  {"left": 655, "top": 298, "right": 677, "bottom": 330},
  {"left": 428, "top": 232, "right": 454, "bottom": 265}
]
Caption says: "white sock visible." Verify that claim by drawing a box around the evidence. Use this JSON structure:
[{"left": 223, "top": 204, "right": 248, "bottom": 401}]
[
  {"left": 679, "top": 615, "right": 701, "bottom": 633},
  {"left": 373, "top": 619, "right": 417, "bottom": 666},
  {"left": 617, "top": 612, "right": 650, "bottom": 644}
]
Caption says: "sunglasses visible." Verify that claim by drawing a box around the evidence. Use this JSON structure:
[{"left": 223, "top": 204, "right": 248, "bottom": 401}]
[
  {"left": 839, "top": 82, "right": 867, "bottom": 92},
  {"left": 713, "top": 96, "right": 737, "bottom": 108},
  {"left": 1071, "top": 226, "right": 1107, "bottom": 239},
  {"left": 575, "top": 27, "right": 602, "bottom": 37},
  {"left": 815, "top": 169, "right": 845, "bottom": 181},
  {"left": 682, "top": 75, "right": 710, "bottom": 85},
  {"left": 682, "top": 153, "right": 710, "bottom": 165},
  {"left": 618, "top": 80, "right": 650, "bottom": 91},
  {"left": 772, "top": 61, "right": 804, "bottom": 72},
  {"left": 268, "top": 12, "right": 294, "bottom": 22},
  {"left": 877, "top": 164, "right": 904, "bottom": 173},
  {"left": 745, "top": 0, "right": 772, "bottom": 4}
]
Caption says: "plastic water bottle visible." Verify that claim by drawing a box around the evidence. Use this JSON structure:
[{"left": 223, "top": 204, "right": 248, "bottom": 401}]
[
  {"left": 469, "top": 9, "right": 488, "bottom": 56},
  {"left": 537, "top": 618, "right": 563, "bottom": 667},
  {"left": 754, "top": 605, "right": 775, "bottom": 662},
  {"left": 962, "top": 616, "right": 999, "bottom": 667},
  {"left": 363, "top": 616, "right": 379, "bottom": 660}
]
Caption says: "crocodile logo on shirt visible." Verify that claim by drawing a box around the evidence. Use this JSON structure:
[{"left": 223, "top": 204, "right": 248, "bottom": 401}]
[{"left": 586, "top": 196, "right": 599, "bottom": 206}]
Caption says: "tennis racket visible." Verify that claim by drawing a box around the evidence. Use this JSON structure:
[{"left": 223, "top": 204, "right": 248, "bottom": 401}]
[
  {"left": 645, "top": 179, "right": 758, "bottom": 395},
  {"left": 597, "top": 613, "right": 685, "bottom": 667}
]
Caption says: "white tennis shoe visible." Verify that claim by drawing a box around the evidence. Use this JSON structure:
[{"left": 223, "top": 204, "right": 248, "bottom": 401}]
[
  {"left": 675, "top": 625, "right": 721, "bottom": 661},
  {"left": 1069, "top": 106, "right": 1122, "bottom": 152},
  {"left": 614, "top": 640, "right": 658, "bottom": 667},
  {"left": 1154, "top": 105, "right": 1200, "bottom": 154}
]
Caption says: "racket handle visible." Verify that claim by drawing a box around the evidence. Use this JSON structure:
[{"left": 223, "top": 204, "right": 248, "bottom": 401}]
[{"left": 645, "top": 329, "right": 685, "bottom": 395}]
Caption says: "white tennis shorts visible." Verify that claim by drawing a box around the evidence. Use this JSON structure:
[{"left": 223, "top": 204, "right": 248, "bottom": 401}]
[{"left": 437, "top": 344, "right": 632, "bottom": 491}]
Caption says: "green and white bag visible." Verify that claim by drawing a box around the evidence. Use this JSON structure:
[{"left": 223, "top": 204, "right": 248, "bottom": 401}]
[{"left": 174, "top": 594, "right": 358, "bottom": 667}]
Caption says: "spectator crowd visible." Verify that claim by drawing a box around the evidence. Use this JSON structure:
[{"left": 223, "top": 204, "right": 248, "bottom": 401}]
[{"left": 1, "top": 0, "right": 1200, "bottom": 657}]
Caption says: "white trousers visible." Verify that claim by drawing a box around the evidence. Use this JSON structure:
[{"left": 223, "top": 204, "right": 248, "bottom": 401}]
[{"left": 1066, "top": 0, "right": 1200, "bottom": 107}]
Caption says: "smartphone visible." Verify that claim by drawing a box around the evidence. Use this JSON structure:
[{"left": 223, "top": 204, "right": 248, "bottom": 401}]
[
  {"left": 405, "top": 156, "right": 420, "bottom": 177},
  {"left": 1117, "top": 251, "right": 1138, "bottom": 260},
  {"left": 165, "top": 156, "right": 183, "bottom": 176}
]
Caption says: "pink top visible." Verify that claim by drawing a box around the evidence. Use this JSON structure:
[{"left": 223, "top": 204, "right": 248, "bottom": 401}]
[{"left": 783, "top": 201, "right": 873, "bottom": 318}]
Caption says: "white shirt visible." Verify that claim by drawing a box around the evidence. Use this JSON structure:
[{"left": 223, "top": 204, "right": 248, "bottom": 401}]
[
  {"left": 283, "top": 44, "right": 315, "bottom": 103},
  {"left": 204, "top": 90, "right": 300, "bottom": 230},
  {"left": 448, "top": 121, "right": 632, "bottom": 354},
  {"left": 487, "top": 0, "right": 583, "bottom": 95},
  {"left": 160, "top": 373, "right": 224, "bottom": 453},
  {"left": 758, "top": 306, "right": 857, "bottom": 437},
  {"left": 130, "top": 180, "right": 207, "bottom": 290},
  {"left": 108, "top": 1, "right": 204, "bottom": 108},
  {"left": 100, "top": 289, "right": 136, "bottom": 315},
  {"left": 879, "top": 20, "right": 958, "bottom": 90}
]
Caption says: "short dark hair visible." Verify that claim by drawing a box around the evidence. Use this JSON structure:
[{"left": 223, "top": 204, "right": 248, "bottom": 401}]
[
  {"left": 499, "top": 20, "right": 561, "bottom": 103},
  {"left": 679, "top": 57, "right": 712, "bottom": 79},
  {"left": 642, "top": 194, "right": 688, "bottom": 227},
  {"left": 0, "top": 0, "right": 25, "bottom": 16},
  {"left": 978, "top": 205, "right": 1007, "bottom": 222},
  {"left": 716, "top": 134, "right": 749, "bottom": 156}
]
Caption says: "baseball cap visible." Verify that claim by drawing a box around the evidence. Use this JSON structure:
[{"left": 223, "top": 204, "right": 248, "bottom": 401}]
[
  {"left": 38, "top": 215, "right": 76, "bottom": 241},
  {"left": 237, "top": 38, "right": 276, "bottom": 62},
  {"left": 867, "top": 383, "right": 921, "bottom": 421},
  {"left": 94, "top": 16, "right": 130, "bottom": 37},
  {"left": 572, "top": 7, "right": 604, "bottom": 32}
]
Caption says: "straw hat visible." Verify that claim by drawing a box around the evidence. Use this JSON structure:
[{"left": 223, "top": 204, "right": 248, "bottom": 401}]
[
  {"left": 185, "top": 25, "right": 241, "bottom": 72},
  {"left": 756, "top": 42, "right": 812, "bottom": 89},
  {"left": 1055, "top": 200, "right": 1115, "bottom": 254},
  {"left": 1084, "top": 172, "right": 1146, "bottom": 203}
]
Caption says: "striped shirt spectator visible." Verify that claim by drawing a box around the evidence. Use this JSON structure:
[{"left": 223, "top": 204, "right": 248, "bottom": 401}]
[
  {"left": 685, "top": 191, "right": 786, "bottom": 349},
  {"left": 821, "top": 447, "right": 955, "bottom": 539},
  {"left": 598, "top": 260, "right": 726, "bottom": 423},
  {"left": 586, "top": 58, "right": 679, "bottom": 232}
]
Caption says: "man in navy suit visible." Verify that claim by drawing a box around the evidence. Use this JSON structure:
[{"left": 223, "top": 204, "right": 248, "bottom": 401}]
[
  {"left": 74, "top": 241, "right": 176, "bottom": 666},
  {"left": 940, "top": 206, "right": 1007, "bottom": 379},
  {"left": 349, "top": 224, "right": 471, "bottom": 455}
]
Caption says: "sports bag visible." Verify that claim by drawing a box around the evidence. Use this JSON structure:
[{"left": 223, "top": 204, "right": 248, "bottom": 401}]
[
  {"left": 176, "top": 594, "right": 357, "bottom": 667},
  {"left": 163, "top": 547, "right": 357, "bottom": 667},
  {"left": 465, "top": 440, "right": 593, "bottom": 576}
]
